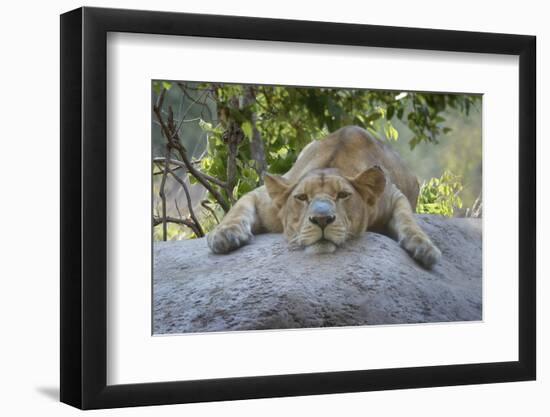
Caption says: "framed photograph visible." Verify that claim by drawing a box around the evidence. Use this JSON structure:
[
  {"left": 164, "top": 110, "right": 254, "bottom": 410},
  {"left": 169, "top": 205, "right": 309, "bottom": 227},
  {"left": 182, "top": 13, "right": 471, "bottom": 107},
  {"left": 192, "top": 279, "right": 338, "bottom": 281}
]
[{"left": 60, "top": 6, "right": 536, "bottom": 409}]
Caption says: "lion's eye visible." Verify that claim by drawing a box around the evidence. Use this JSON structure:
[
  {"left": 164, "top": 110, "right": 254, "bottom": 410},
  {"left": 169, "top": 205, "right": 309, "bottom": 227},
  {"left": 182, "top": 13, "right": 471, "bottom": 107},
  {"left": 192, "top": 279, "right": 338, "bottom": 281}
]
[
  {"left": 294, "top": 193, "right": 308, "bottom": 202},
  {"left": 337, "top": 191, "right": 351, "bottom": 199}
]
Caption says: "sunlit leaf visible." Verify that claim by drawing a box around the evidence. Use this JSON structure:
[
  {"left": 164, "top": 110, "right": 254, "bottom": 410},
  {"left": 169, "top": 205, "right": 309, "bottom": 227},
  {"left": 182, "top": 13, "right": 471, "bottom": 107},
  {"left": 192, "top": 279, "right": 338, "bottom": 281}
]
[{"left": 241, "top": 121, "right": 253, "bottom": 139}]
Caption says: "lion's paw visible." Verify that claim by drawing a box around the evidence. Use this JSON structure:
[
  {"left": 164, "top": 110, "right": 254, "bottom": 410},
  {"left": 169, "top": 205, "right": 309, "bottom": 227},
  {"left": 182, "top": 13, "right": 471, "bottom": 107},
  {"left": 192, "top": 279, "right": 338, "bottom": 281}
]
[
  {"left": 401, "top": 235, "right": 442, "bottom": 269},
  {"left": 207, "top": 223, "right": 252, "bottom": 254}
]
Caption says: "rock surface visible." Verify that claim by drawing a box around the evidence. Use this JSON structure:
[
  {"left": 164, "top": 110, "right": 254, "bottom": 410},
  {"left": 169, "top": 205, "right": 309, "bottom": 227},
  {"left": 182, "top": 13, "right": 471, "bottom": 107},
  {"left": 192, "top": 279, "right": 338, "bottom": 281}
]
[{"left": 153, "top": 215, "right": 482, "bottom": 334}]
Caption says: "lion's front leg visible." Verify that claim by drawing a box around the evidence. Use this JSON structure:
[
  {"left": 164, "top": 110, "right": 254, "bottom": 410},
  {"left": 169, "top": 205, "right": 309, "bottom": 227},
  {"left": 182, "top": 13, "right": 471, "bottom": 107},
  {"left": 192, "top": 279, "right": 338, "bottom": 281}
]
[
  {"left": 387, "top": 190, "right": 442, "bottom": 268},
  {"left": 207, "top": 193, "right": 258, "bottom": 254}
]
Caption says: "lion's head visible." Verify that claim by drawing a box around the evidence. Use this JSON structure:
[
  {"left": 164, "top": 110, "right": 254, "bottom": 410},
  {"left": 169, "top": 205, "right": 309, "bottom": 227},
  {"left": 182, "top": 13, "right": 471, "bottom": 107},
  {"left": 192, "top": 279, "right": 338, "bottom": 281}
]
[{"left": 264, "top": 166, "right": 386, "bottom": 254}]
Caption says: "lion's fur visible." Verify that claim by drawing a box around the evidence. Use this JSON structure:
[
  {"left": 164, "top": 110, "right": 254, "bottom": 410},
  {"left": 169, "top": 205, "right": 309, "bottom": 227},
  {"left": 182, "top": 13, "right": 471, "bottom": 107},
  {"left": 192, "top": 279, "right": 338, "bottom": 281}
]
[{"left": 207, "top": 126, "right": 441, "bottom": 267}]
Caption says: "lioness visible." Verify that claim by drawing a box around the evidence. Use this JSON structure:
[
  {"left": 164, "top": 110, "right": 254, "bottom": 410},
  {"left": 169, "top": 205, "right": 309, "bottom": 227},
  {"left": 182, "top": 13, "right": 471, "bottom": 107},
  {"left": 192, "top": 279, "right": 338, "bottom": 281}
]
[{"left": 207, "top": 126, "right": 441, "bottom": 268}]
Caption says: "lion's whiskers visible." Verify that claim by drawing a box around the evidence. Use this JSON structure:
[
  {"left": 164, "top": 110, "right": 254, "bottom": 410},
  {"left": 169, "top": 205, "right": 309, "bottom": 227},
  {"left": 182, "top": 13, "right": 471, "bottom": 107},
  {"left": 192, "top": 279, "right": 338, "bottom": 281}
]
[{"left": 287, "top": 234, "right": 303, "bottom": 250}]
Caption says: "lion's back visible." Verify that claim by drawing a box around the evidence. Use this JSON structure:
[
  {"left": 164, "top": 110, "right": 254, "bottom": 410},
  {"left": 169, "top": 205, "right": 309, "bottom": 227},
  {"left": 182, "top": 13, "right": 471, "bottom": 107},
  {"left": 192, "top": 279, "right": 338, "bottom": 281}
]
[{"left": 283, "top": 126, "right": 419, "bottom": 209}]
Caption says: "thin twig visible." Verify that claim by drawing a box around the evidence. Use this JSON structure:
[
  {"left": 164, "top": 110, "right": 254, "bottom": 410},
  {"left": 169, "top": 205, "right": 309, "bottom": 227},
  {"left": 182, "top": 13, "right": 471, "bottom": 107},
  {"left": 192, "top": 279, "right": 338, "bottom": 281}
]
[
  {"left": 153, "top": 157, "right": 203, "bottom": 168},
  {"left": 152, "top": 158, "right": 202, "bottom": 176},
  {"left": 165, "top": 161, "right": 204, "bottom": 237},
  {"left": 175, "top": 198, "right": 183, "bottom": 220},
  {"left": 177, "top": 82, "right": 215, "bottom": 119},
  {"left": 171, "top": 140, "right": 228, "bottom": 189},
  {"left": 153, "top": 216, "right": 201, "bottom": 236},
  {"left": 171, "top": 90, "right": 209, "bottom": 140},
  {"left": 201, "top": 200, "right": 220, "bottom": 224},
  {"left": 158, "top": 146, "right": 170, "bottom": 241}
]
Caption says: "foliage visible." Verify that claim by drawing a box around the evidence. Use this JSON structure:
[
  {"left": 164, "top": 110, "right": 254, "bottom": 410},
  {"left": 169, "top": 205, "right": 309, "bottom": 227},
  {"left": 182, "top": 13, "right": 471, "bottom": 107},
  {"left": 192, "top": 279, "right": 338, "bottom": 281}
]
[
  {"left": 190, "top": 83, "right": 478, "bottom": 199},
  {"left": 417, "top": 170, "right": 464, "bottom": 217}
]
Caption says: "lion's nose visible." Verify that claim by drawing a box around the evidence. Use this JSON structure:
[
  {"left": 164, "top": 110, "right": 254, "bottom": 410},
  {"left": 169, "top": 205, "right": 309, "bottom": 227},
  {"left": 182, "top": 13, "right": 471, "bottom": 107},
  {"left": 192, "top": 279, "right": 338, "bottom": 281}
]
[{"left": 309, "top": 214, "right": 336, "bottom": 229}]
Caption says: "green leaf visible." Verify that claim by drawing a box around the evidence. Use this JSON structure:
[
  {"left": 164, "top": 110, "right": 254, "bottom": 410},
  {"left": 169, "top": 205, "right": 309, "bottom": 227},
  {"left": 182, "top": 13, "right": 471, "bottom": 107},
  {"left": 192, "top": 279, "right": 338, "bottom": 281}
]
[
  {"left": 152, "top": 81, "right": 162, "bottom": 95},
  {"left": 241, "top": 121, "right": 253, "bottom": 139},
  {"left": 386, "top": 105, "right": 395, "bottom": 120},
  {"left": 199, "top": 119, "right": 213, "bottom": 131},
  {"left": 397, "top": 107, "right": 404, "bottom": 119},
  {"left": 416, "top": 170, "right": 464, "bottom": 217},
  {"left": 384, "top": 122, "right": 399, "bottom": 141},
  {"left": 365, "top": 111, "right": 382, "bottom": 124}
]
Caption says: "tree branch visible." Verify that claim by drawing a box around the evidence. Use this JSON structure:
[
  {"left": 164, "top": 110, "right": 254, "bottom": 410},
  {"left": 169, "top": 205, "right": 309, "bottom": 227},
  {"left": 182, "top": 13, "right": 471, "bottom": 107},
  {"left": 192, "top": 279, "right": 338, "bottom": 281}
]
[
  {"left": 153, "top": 216, "right": 201, "bottom": 236},
  {"left": 153, "top": 89, "right": 230, "bottom": 212},
  {"left": 177, "top": 82, "right": 214, "bottom": 121},
  {"left": 222, "top": 122, "right": 243, "bottom": 202},
  {"left": 152, "top": 157, "right": 225, "bottom": 187},
  {"left": 158, "top": 146, "right": 170, "bottom": 241},
  {"left": 201, "top": 200, "right": 220, "bottom": 224},
  {"left": 152, "top": 157, "right": 203, "bottom": 176},
  {"left": 244, "top": 86, "right": 267, "bottom": 181},
  {"left": 165, "top": 160, "right": 204, "bottom": 237}
]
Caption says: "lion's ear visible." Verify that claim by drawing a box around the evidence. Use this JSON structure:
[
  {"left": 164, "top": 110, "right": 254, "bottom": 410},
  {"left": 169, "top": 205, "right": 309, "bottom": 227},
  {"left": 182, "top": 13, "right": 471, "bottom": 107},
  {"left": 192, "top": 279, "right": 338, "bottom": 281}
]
[
  {"left": 350, "top": 166, "right": 386, "bottom": 206},
  {"left": 264, "top": 174, "right": 292, "bottom": 207}
]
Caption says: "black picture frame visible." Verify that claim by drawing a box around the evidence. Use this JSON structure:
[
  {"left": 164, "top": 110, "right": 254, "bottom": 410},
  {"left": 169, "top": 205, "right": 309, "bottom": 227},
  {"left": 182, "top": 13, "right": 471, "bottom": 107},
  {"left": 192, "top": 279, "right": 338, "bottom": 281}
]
[{"left": 60, "top": 6, "right": 536, "bottom": 410}]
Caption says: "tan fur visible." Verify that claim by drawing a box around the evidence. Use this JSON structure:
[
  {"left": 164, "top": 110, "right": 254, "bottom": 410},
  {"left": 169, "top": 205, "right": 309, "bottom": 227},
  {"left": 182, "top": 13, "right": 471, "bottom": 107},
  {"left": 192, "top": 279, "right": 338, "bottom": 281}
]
[{"left": 207, "top": 126, "right": 441, "bottom": 268}]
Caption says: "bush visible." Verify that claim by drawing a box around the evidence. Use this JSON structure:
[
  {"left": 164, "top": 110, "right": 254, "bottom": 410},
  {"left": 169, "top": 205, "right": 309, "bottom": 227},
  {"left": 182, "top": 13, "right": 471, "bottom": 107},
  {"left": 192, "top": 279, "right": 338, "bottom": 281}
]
[{"left": 417, "top": 170, "right": 463, "bottom": 217}]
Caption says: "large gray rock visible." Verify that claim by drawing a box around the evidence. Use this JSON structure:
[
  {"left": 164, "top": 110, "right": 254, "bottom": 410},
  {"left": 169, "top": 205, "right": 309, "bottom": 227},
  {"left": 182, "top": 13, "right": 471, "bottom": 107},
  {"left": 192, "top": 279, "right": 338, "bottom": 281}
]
[{"left": 153, "top": 215, "right": 482, "bottom": 334}]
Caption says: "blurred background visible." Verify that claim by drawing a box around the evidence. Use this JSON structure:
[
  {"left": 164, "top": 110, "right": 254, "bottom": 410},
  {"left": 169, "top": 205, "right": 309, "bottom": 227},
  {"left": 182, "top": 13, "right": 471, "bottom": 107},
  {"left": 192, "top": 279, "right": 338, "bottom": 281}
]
[{"left": 152, "top": 81, "right": 481, "bottom": 241}]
